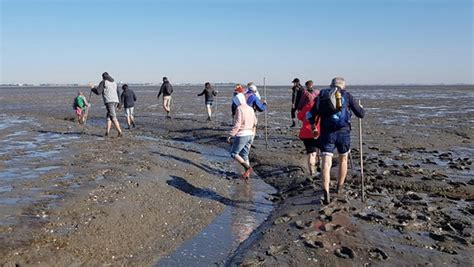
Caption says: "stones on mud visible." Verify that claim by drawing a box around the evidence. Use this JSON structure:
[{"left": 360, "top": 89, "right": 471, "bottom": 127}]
[
  {"left": 266, "top": 245, "right": 286, "bottom": 256},
  {"left": 274, "top": 216, "right": 291, "bottom": 225},
  {"left": 334, "top": 246, "right": 355, "bottom": 259},
  {"left": 436, "top": 246, "right": 458, "bottom": 255},
  {"left": 323, "top": 223, "right": 341, "bottom": 232},
  {"left": 300, "top": 231, "right": 321, "bottom": 240},
  {"left": 284, "top": 212, "right": 298, "bottom": 218},
  {"left": 319, "top": 207, "right": 340, "bottom": 217},
  {"left": 429, "top": 232, "right": 446, "bottom": 242},
  {"left": 396, "top": 210, "right": 417, "bottom": 222},
  {"left": 241, "top": 256, "right": 265, "bottom": 267},
  {"left": 294, "top": 220, "right": 305, "bottom": 229},
  {"left": 304, "top": 239, "right": 324, "bottom": 249},
  {"left": 368, "top": 248, "right": 388, "bottom": 260},
  {"left": 355, "top": 211, "right": 384, "bottom": 223}
]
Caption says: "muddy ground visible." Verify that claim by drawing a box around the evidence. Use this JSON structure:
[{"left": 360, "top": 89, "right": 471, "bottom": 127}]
[{"left": 0, "top": 85, "right": 473, "bottom": 266}]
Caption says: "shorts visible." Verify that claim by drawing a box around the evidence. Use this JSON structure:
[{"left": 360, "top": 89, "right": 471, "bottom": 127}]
[
  {"left": 301, "top": 138, "right": 320, "bottom": 154},
  {"left": 105, "top": 102, "right": 118, "bottom": 121},
  {"left": 319, "top": 129, "right": 351, "bottom": 156},
  {"left": 229, "top": 135, "right": 253, "bottom": 162},
  {"left": 75, "top": 107, "right": 83, "bottom": 116},
  {"left": 125, "top": 107, "right": 134, "bottom": 117},
  {"left": 206, "top": 100, "right": 214, "bottom": 106}
]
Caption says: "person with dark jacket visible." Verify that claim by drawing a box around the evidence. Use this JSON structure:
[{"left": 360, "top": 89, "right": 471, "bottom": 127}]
[
  {"left": 291, "top": 78, "right": 304, "bottom": 127},
  {"left": 120, "top": 84, "right": 137, "bottom": 129},
  {"left": 197, "top": 82, "right": 218, "bottom": 121},
  {"left": 308, "top": 77, "right": 365, "bottom": 204},
  {"left": 90, "top": 72, "right": 122, "bottom": 137},
  {"left": 157, "top": 77, "right": 173, "bottom": 118}
]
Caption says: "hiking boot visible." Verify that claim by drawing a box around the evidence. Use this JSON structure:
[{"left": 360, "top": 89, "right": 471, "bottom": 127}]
[
  {"left": 290, "top": 121, "right": 296, "bottom": 128},
  {"left": 117, "top": 131, "right": 123, "bottom": 138},
  {"left": 132, "top": 122, "right": 136, "bottom": 128},
  {"left": 323, "top": 190, "right": 331, "bottom": 205},
  {"left": 105, "top": 131, "right": 109, "bottom": 137},
  {"left": 207, "top": 116, "right": 212, "bottom": 121}
]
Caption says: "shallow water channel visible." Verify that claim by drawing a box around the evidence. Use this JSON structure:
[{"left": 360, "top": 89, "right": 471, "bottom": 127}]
[{"left": 156, "top": 139, "right": 276, "bottom": 266}]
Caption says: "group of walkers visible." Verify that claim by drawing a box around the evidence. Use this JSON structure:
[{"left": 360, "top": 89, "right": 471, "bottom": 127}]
[
  {"left": 292, "top": 77, "right": 365, "bottom": 204},
  {"left": 75, "top": 72, "right": 364, "bottom": 205}
]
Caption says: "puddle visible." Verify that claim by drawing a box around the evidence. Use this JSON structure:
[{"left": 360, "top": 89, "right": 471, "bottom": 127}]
[{"left": 157, "top": 142, "right": 276, "bottom": 266}]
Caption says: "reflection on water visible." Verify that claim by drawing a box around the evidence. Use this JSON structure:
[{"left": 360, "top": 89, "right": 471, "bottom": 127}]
[{"left": 157, "top": 144, "right": 275, "bottom": 267}]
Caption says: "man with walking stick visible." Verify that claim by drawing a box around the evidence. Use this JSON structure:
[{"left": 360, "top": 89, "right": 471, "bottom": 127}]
[{"left": 308, "top": 77, "right": 365, "bottom": 205}]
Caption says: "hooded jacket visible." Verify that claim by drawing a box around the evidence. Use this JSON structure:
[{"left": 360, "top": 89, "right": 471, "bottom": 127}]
[
  {"left": 198, "top": 85, "right": 217, "bottom": 102},
  {"left": 157, "top": 81, "right": 173, "bottom": 98},
  {"left": 120, "top": 86, "right": 137, "bottom": 108},
  {"left": 92, "top": 73, "right": 119, "bottom": 104}
]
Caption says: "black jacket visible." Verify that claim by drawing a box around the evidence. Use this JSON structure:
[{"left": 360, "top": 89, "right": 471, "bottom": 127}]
[
  {"left": 121, "top": 89, "right": 137, "bottom": 108},
  {"left": 292, "top": 84, "right": 304, "bottom": 109},
  {"left": 157, "top": 81, "right": 173, "bottom": 98},
  {"left": 198, "top": 87, "right": 217, "bottom": 102}
]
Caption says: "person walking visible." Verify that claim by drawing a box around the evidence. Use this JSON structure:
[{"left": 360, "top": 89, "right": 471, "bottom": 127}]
[
  {"left": 228, "top": 87, "right": 257, "bottom": 181},
  {"left": 197, "top": 82, "right": 218, "bottom": 121},
  {"left": 90, "top": 72, "right": 122, "bottom": 137},
  {"left": 291, "top": 78, "right": 304, "bottom": 127},
  {"left": 120, "top": 84, "right": 137, "bottom": 129},
  {"left": 231, "top": 84, "right": 246, "bottom": 119},
  {"left": 246, "top": 84, "right": 267, "bottom": 113},
  {"left": 297, "top": 80, "right": 321, "bottom": 179},
  {"left": 308, "top": 77, "right": 365, "bottom": 205},
  {"left": 73, "top": 90, "right": 90, "bottom": 124},
  {"left": 157, "top": 77, "right": 174, "bottom": 118}
]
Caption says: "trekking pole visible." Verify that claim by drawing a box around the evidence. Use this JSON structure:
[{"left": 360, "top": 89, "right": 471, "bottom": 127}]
[
  {"left": 358, "top": 100, "right": 365, "bottom": 202},
  {"left": 263, "top": 77, "right": 268, "bottom": 149},
  {"left": 215, "top": 84, "right": 219, "bottom": 126},
  {"left": 82, "top": 90, "right": 93, "bottom": 134}
]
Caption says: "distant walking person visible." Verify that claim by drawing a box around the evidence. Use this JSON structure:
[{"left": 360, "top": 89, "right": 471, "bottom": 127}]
[
  {"left": 291, "top": 78, "right": 304, "bottom": 127},
  {"left": 228, "top": 87, "right": 257, "bottom": 181},
  {"left": 297, "top": 80, "right": 321, "bottom": 179},
  {"left": 246, "top": 84, "right": 267, "bottom": 113},
  {"left": 231, "top": 84, "right": 246, "bottom": 118},
  {"left": 90, "top": 72, "right": 123, "bottom": 137},
  {"left": 308, "top": 77, "right": 365, "bottom": 204},
  {"left": 197, "top": 82, "right": 218, "bottom": 121},
  {"left": 73, "top": 90, "right": 89, "bottom": 124},
  {"left": 157, "top": 77, "right": 174, "bottom": 119},
  {"left": 120, "top": 84, "right": 137, "bottom": 129}
]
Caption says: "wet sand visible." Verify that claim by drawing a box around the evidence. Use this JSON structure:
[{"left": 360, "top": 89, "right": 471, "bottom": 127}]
[{"left": 0, "top": 85, "right": 473, "bottom": 266}]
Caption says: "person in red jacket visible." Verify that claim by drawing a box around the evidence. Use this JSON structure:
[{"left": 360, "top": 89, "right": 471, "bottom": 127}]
[{"left": 297, "top": 80, "right": 321, "bottom": 178}]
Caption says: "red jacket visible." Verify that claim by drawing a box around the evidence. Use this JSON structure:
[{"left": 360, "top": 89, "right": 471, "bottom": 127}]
[{"left": 297, "top": 91, "right": 320, "bottom": 139}]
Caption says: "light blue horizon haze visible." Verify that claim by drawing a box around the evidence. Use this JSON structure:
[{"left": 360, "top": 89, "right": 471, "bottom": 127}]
[{"left": 1, "top": 0, "right": 473, "bottom": 85}]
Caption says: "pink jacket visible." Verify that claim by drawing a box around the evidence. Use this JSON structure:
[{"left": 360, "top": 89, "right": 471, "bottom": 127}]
[{"left": 229, "top": 103, "right": 257, "bottom": 137}]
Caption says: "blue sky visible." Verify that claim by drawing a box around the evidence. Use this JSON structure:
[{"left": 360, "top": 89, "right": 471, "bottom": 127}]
[{"left": 1, "top": 0, "right": 472, "bottom": 85}]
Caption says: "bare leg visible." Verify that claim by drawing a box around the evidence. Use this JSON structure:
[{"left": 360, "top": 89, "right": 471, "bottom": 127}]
[
  {"left": 106, "top": 120, "right": 112, "bottom": 135},
  {"left": 234, "top": 154, "right": 250, "bottom": 169},
  {"left": 112, "top": 118, "right": 122, "bottom": 135},
  {"left": 337, "top": 154, "right": 349, "bottom": 187},
  {"left": 126, "top": 115, "right": 131, "bottom": 128},
  {"left": 130, "top": 115, "right": 135, "bottom": 127},
  {"left": 206, "top": 106, "right": 212, "bottom": 119},
  {"left": 307, "top": 152, "right": 317, "bottom": 176},
  {"left": 321, "top": 155, "right": 332, "bottom": 204}
]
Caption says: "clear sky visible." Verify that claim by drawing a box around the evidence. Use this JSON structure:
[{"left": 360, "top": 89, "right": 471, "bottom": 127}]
[{"left": 1, "top": 0, "right": 473, "bottom": 85}]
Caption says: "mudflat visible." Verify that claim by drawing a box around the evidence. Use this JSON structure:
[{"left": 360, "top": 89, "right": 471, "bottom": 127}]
[{"left": 0, "top": 85, "right": 472, "bottom": 266}]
